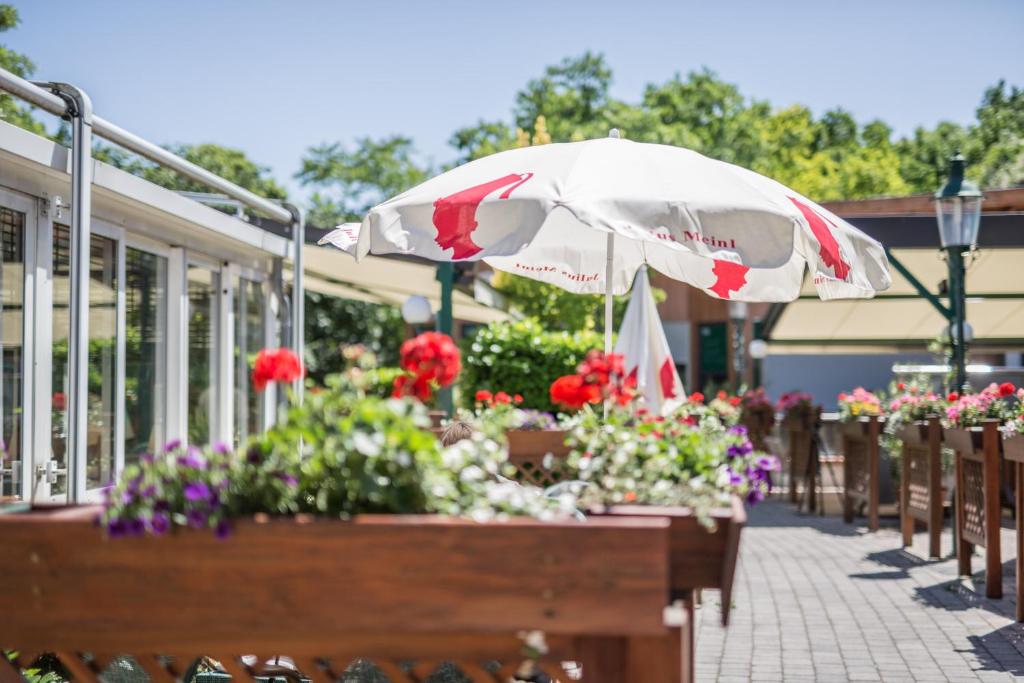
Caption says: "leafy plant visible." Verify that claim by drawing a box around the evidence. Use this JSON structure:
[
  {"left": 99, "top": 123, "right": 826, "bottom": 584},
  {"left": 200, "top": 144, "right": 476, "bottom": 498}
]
[{"left": 461, "top": 319, "right": 604, "bottom": 412}]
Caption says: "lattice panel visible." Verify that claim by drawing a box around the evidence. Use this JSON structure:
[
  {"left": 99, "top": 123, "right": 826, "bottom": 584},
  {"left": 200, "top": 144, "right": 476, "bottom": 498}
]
[
  {"left": 3, "top": 652, "right": 579, "bottom": 683},
  {"left": 960, "top": 458, "right": 986, "bottom": 546},
  {"left": 844, "top": 439, "right": 868, "bottom": 499},
  {"left": 906, "top": 444, "right": 931, "bottom": 516},
  {"left": 509, "top": 455, "right": 570, "bottom": 489}
]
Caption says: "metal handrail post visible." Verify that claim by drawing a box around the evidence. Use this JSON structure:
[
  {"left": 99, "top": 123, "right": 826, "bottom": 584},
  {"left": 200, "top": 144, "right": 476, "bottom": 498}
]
[
  {"left": 39, "top": 82, "right": 93, "bottom": 502},
  {"left": 284, "top": 204, "right": 305, "bottom": 402}
]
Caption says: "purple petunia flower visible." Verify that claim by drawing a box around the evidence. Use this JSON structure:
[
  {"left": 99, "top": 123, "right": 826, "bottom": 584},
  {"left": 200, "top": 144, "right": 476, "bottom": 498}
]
[
  {"left": 755, "top": 455, "right": 779, "bottom": 471},
  {"left": 106, "top": 518, "right": 127, "bottom": 538},
  {"left": 747, "top": 488, "right": 766, "bottom": 504},
  {"left": 140, "top": 453, "right": 154, "bottom": 464},
  {"left": 163, "top": 438, "right": 182, "bottom": 453},
  {"left": 141, "top": 484, "right": 157, "bottom": 498},
  {"left": 275, "top": 472, "right": 299, "bottom": 487},
  {"left": 211, "top": 441, "right": 231, "bottom": 455},
  {"left": 186, "top": 509, "right": 208, "bottom": 528},
  {"left": 149, "top": 512, "right": 170, "bottom": 535},
  {"left": 184, "top": 481, "right": 211, "bottom": 502},
  {"left": 215, "top": 519, "right": 231, "bottom": 539},
  {"left": 728, "top": 425, "right": 749, "bottom": 436},
  {"left": 178, "top": 447, "right": 207, "bottom": 470},
  {"left": 246, "top": 445, "right": 263, "bottom": 465}
]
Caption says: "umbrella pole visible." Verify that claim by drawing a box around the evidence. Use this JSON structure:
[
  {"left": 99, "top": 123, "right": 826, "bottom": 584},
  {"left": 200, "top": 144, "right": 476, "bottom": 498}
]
[{"left": 604, "top": 232, "right": 614, "bottom": 354}]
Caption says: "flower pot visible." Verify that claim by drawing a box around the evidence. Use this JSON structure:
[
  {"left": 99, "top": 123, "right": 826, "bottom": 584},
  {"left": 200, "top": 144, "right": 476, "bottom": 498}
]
[
  {"left": 1003, "top": 433, "right": 1024, "bottom": 463},
  {"left": 945, "top": 427, "right": 983, "bottom": 454},
  {"left": 898, "top": 421, "right": 930, "bottom": 445},
  {"left": 0, "top": 505, "right": 679, "bottom": 681},
  {"left": 506, "top": 429, "right": 571, "bottom": 460},
  {"left": 590, "top": 497, "right": 745, "bottom": 627}
]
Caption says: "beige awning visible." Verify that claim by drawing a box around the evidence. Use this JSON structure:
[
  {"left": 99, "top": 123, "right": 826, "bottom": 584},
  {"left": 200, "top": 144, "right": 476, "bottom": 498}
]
[
  {"left": 768, "top": 248, "right": 1024, "bottom": 352},
  {"left": 297, "top": 245, "right": 511, "bottom": 326}
]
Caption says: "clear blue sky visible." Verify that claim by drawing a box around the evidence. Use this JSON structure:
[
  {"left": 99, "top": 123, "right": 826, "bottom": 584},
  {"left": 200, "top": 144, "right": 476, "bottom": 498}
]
[{"left": 8, "top": 0, "right": 1024, "bottom": 202}]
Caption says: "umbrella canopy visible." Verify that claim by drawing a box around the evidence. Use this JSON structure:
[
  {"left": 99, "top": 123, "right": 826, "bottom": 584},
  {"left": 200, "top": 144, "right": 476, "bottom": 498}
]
[
  {"left": 321, "top": 135, "right": 891, "bottom": 303},
  {"left": 614, "top": 267, "right": 684, "bottom": 413}
]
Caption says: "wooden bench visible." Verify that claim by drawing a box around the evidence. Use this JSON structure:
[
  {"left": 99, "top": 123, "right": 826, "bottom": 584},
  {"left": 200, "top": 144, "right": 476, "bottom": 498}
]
[
  {"left": 0, "top": 506, "right": 687, "bottom": 683},
  {"left": 899, "top": 416, "right": 945, "bottom": 559},
  {"left": 842, "top": 416, "right": 882, "bottom": 531},
  {"left": 947, "top": 420, "right": 1002, "bottom": 599}
]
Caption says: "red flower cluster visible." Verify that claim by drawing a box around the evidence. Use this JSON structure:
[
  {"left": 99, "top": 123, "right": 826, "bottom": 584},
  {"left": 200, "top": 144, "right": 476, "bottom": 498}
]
[
  {"left": 715, "top": 390, "right": 742, "bottom": 407},
  {"left": 392, "top": 332, "right": 461, "bottom": 401},
  {"left": 549, "top": 350, "right": 636, "bottom": 410},
  {"left": 475, "top": 389, "right": 523, "bottom": 408},
  {"left": 999, "top": 382, "right": 1016, "bottom": 397},
  {"left": 252, "top": 348, "right": 304, "bottom": 392}
]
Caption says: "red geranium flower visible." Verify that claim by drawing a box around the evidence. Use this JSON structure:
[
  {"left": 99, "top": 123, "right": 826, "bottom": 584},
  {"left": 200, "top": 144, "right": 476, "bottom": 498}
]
[
  {"left": 999, "top": 382, "right": 1016, "bottom": 397},
  {"left": 399, "top": 332, "right": 461, "bottom": 387},
  {"left": 947, "top": 392, "right": 959, "bottom": 402},
  {"left": 475, "top": 390, "right": 493, "bottom": 403},
  {"left": 689, "top": 392, "right": 705, "bottom": 404},
  {"left": 551, "top": 375, "right": 587, "bottom": 409},
  {"left": 52, "top": 391, "right": 66, "bottom": 411},
  {"left": 252, "top": 348, "right": 305, "bottom": 392},
  {"left": 513, "top": 394, "right": 523, "bottom": 404},
  {"left": 494, "top": 391, "right": 512, "bottom": 405}
]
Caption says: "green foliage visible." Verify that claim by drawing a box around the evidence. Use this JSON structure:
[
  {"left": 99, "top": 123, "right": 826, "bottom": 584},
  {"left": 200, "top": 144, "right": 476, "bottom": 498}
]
[
  {"left": 296, "top": 135, "right": 429, "bottom": 227},
  {"left": 0, "top": 5, "right": 45, "bottom": 135},
  {"left": 303, "top": 291, "right": 405, "bottom": 382},
  {"left": 460, "top": 319, "right": 604, "bottom": 412}
]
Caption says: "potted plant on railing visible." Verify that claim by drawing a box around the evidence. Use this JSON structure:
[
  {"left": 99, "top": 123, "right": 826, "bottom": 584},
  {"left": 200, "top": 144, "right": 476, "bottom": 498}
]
[
  {"left": 544, "top": 350, "right": 778, "bottom": 624},
  {"left": 884, "top": 379, "right": 950, "bottom": 558},
  {"left": 776, "top": 391, "right": 819, "bottom": 505},
  {"left": 836, "top": 387, "right": 884, "bottom": 529},
  {"left": 944, "top": 381, "right": 1017, "bottom": 598}
]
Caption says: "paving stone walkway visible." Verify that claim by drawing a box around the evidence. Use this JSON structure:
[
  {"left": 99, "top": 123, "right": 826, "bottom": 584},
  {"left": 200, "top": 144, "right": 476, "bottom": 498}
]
[{"left": 695, "top": 499, "right": 1024, "bottom": 682}]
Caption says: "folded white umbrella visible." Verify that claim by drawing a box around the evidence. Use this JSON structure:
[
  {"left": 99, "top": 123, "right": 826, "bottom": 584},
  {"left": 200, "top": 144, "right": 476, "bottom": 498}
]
[
  {"left": 614, "top": 267, "right": 684, "bottom": 413},
  {"left": 320, "top": 131, "right": 891, "bottom": 351}
]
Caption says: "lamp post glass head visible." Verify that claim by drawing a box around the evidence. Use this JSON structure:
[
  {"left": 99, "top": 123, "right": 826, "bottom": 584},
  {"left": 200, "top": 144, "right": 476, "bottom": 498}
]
[
  {"left": 401, "top": 295, "right": 433, "bottom": 325},
  {"left": 934, "top": 152, "right": 983, "bottom": 249}
]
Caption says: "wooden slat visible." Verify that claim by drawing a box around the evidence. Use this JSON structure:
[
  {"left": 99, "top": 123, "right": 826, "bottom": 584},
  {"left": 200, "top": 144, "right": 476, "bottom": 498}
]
[
  {"left": 292, "top": 657, "right": 334, "bottom": 683},
  {"left": 0, "top": 516, "right": 670, "bottom": 652},
  {"left": 211, "top": 654, "right": 255, "bottom": 681},
  {"left": 132, "top": 655, "right": 177, "bottom": 683},
  {"left": 53, "top": 652, "right": 101, "bottom": 683},
  {"left": 372, "top": 660, "right": 412, "bottom": 683},
  {"left": 0, "top": 657, "right": 25, "bottom": 683}
]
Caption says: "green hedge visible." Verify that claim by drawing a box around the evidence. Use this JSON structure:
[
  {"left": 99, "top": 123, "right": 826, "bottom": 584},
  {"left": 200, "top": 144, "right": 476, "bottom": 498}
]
[{"left": 460, "top": 319, "right": 605, "bottom": 412}]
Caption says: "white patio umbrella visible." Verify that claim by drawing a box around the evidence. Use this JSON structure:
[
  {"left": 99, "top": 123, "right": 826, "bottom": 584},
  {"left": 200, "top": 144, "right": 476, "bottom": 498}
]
[
  {"left": 614, "top": 267, "right": 684, "bottom": 413},
  {"left": 320, "top": 131, "right": 891, "bottom": 352}
]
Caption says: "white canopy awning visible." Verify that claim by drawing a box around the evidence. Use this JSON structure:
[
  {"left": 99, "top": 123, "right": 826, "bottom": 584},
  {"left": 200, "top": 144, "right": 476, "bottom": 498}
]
[
  {"left": 296, "top": 245, "right": 511, "bottom": 326},
  {"left": 766, "top": 248, "right": 1024, "bottom": 353}
]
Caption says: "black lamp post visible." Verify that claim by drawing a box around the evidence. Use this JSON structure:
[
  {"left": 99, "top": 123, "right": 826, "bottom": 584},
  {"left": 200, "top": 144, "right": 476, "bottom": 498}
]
[{"left": 934, "top": 152, "right": 983, "bottom": 391}]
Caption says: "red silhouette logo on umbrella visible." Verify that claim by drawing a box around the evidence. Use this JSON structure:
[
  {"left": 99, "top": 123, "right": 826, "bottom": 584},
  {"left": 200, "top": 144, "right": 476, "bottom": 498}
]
[
  {"left": 709, "top": 259, "right": 750, "bottom": 299},
  {"left": 788, "top": 196, "right": 850, "bottom": 280},
  {"left": 432, "top": 173, "right": 533, "bottom": 258}
]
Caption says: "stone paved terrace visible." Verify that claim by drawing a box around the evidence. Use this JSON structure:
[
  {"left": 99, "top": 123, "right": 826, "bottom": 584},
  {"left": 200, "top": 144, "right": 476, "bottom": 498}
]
[{"left": 695, "top": 499, "right": 1024, "bottom": 682}]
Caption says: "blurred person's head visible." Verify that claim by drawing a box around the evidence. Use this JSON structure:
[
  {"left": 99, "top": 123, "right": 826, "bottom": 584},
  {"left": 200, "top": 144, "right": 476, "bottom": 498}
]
[{"left": 440, "top": 420, "right": 474, "bottom": 447}]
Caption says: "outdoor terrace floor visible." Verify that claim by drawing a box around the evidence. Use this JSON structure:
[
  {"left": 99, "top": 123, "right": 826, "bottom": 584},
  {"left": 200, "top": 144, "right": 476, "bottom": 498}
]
[{"left": 696, "top": 499, "right": 1024, "bottom": 682}]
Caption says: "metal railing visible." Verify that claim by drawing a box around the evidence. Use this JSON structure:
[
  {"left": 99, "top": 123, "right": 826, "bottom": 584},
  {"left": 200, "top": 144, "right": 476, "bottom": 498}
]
[{"left": 0, "top": 65, "right": 305, "bottom": 500}]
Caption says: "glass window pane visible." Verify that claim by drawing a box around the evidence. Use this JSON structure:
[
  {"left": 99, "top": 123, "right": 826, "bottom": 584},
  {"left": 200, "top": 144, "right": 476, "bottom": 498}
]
[
  {"left": 52, "top": 226, "right": 118, "bottom": 492},
  {"left": 233, "top": 277, "right": 265, "bottom": 446},
  {"left": 187, "top": 265, "right": 218, "bottom": 445},
  {"left": 125, "top": 248, "right": 167, "bottom": 460},
  {"left": 0, "top": 207, "right": 25, "bottom": 503}
]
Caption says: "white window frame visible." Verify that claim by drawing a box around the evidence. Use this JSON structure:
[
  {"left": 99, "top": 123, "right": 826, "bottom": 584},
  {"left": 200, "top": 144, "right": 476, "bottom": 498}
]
[{"left": 0, "top": 187, "right": 39, "bottom": 503}]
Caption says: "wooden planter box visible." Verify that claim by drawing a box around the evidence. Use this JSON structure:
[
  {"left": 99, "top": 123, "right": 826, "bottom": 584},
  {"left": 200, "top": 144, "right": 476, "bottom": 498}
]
[
  {"left": 0, "top": 505, "right": 700, "bottom": 683},
  {"left": 899, "top": 417, "right": 945, "bottom": 559},
  {"left": 506, "top": 429, "right": 572, "bottom": 488},
  {"left": 840, "top": 416, "right": 882, "bottom": 531},
  {"left": 784, "top": 407, "right": 821, "bottom": 510},
  {"left": 1002, "top": 432, "right": 1024, "bottom": 620},
  {"left": 739, "top": 406, "right": 775, "bottom": 453},
  {"left": 946, "top": 420, "right": 1003, "bottom": 599}
]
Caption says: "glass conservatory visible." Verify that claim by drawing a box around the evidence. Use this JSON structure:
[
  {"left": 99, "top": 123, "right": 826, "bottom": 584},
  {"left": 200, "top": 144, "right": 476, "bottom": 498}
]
[{"left": 0, "top": 118, "right": 293, "bottom": 505}]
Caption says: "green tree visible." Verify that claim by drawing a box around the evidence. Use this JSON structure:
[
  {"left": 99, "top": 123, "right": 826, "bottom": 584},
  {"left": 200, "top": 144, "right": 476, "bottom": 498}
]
[
  {"left": 296, "top": 135, "right": 428, "bottom": 226},
  {"left": 0, "top": 4, "right": 45, "bottom": 135},
  {"left": 135, "top": 143, "right": 287, "bottom": 200}
]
